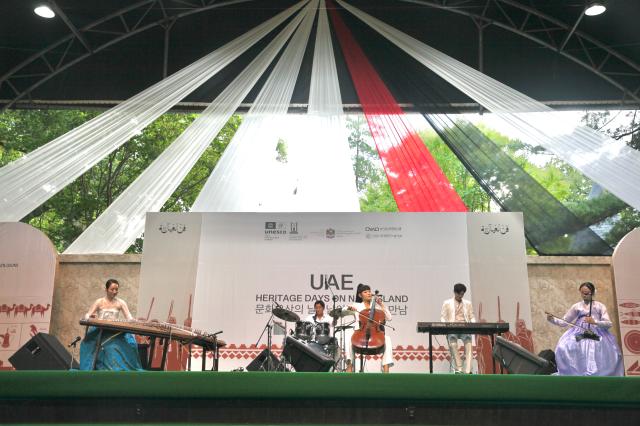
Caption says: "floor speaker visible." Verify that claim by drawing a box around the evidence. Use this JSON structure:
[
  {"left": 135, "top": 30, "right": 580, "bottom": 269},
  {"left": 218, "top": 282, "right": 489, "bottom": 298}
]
[
  {"left": 9, "top": 332, "right": 79, "bottom": 370},
  {"left": 245, "top": 349, "right": 284, "bottom": 371},
  {"left": 492, "top": 336, "right": 551, "bottom": 374},
  {"left": 282, "top": 336, "right": 334, "bottom": 372}
]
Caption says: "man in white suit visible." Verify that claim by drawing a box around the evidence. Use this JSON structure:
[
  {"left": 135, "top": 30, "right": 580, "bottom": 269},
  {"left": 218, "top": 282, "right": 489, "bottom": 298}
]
[{"left": 440, "top": 283, "right": 475, "bottom": 374}]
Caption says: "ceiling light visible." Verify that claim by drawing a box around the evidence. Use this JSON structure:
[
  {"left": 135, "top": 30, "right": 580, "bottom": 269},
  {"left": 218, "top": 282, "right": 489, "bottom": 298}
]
[
  {"left": 585, "top": 2, "right": 606, "bottom": 16},
  {"left": 34, "top": 4, "right": 56, "bottom": 19}
]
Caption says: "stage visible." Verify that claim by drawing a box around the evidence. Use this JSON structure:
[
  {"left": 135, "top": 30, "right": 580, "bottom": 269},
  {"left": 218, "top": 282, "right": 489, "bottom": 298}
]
[{"left": 0, "top": 372, "right": 638, "bottom": 425}]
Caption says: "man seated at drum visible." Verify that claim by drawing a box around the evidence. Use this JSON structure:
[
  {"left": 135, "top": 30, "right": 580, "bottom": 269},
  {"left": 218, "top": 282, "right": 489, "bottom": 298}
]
[{"left": 306, "top": 300, "right": 333, "bottom": 344}]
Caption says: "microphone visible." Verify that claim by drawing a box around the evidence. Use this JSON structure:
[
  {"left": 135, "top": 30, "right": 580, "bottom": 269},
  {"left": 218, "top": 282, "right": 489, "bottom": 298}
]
[{"left": 68, "top": 336, "right": 81, "bottom": 347}]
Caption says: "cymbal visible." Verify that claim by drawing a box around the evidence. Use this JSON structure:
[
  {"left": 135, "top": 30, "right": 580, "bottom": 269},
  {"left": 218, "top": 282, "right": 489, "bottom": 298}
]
[
  {"left": 335, "top": 325, "right": 354, "bottom": 332},
  {"left": 272, "top": 307, "right": 299, "bottom": 322},
  {"left": 329, "top": 308, "right": 354, "bottom": 318}
]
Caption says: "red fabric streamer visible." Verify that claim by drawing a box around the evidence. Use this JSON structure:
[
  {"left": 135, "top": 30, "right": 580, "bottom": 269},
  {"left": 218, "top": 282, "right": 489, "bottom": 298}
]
[{"left": 328, "top": 2, "right": 466, "bottom": 212}]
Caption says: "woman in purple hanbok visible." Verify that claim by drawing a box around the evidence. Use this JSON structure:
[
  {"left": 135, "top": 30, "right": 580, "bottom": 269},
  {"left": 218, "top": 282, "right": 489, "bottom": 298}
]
[{"left": 547, "top": 282, "right": 623, "bottom": 376}]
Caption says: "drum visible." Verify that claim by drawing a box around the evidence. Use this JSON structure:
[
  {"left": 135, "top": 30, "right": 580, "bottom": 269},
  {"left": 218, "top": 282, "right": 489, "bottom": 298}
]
[
  {"left": 314, "top": 322, "right": 331, "bottom": 344},
  {"left": 295, "top": 321, "right": 314, "bottom": 341},
  {"left": 282, "top": 336, "right": 335, "bottom": 372}
]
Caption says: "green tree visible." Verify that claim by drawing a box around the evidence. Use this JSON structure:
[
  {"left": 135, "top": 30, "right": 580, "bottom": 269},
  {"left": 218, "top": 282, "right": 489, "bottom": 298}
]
[
  {"left": 0, "top": 109, "right": 241, "bottom": 252},
  {"left": 579, "top": 110, "right": 640, "bottom": 245}
]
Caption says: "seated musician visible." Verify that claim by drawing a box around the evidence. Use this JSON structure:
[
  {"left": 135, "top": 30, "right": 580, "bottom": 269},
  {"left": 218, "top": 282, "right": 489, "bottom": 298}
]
[
  {"left": 440, "top": 283, "right": 475, "bottom": 374},
  {"left": 79, "top": 279, "right": 143, "bottom": 371},
  {"left": 345, "top": 284, "right": 393, "bottom": 373},
  {"left": 305, "top": 300, "right": 332, "bottom": 324}
]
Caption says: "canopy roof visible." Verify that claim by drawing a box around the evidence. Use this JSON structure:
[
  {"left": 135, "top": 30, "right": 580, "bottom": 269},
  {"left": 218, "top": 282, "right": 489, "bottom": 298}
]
[{"left": 1, "top": 0, "right": 639, "bottom": 112}]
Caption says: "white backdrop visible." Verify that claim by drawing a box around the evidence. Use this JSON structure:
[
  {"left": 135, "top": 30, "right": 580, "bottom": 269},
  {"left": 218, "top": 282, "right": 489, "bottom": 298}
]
[
  {"left": 612, "top": 228, "right": 640, "bottom": 376},
  {"left": 140, "top": 212, "right": 531, "bottom": 372},
  {"left": 0, "top": 223, "right": 57, "bottom": 370}
]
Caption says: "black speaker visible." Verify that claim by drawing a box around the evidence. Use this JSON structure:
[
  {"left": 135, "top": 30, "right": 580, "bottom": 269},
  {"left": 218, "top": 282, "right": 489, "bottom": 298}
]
[
  {"left": 492, "top": 336, "right": 551, "bottom": 375},
  {"left": 282, "top": 336, "right": 334, "bottom": 372},
  {"left": 246, "top": 349, "right": 285, "bottom": 372},
  {"left": 9, "top": 333, "right": 79, "bottom": 370}
]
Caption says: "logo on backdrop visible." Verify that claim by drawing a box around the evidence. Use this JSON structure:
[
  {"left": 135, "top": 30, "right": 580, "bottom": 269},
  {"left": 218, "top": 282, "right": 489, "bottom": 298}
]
[
  {"left": 325, "top": 228, "right": 335, "bottom": 239},
  {"left": 158, "top": 223, "right": 187, "bottom": 234},
  {"left": 480, "top": 224, "right": 509, "bottom": 235},
  {"left": 364, "top": 225, "right": 403, "bottom": 239}
]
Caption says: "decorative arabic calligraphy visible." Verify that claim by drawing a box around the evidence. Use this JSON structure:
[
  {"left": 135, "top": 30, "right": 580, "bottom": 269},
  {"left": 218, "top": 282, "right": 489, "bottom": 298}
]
[
  {"left": 159, "top": 223, "right": 187, "bottom": 234},
  {"left": 480, "top": 224, "right": 509, "bottom": 235}
]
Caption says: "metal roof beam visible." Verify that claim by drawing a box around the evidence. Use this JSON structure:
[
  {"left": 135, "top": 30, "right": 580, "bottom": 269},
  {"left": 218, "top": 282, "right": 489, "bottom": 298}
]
[
  {"left": 0, "top": 0, "right": 256, "bottom": 111},
  {"left": 396, "top": 0, "right": 640, "bottom": 104}
]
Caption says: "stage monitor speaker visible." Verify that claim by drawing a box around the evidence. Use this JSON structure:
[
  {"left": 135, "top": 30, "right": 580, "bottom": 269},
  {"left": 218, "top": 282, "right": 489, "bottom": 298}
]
[
  {"left": 492, "top": 336, "right": 551, "bottom": 375},
  {"left": 9, "top": 332, "right": 79, "bottom": 370},
  {"left": 246, "top": 349, "right": 285, "bottom": 372},
  {"left": 282, "top": 336, "right": 334, "bottom": 372}
]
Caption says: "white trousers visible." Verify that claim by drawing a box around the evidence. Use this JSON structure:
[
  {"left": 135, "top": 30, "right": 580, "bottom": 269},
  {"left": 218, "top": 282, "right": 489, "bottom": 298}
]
[
  {"left": 447, "top": 333, "right": 473, "bottom": 373},
  {"left": 347, "top": 334, "right": 394, "bottom": 371}
]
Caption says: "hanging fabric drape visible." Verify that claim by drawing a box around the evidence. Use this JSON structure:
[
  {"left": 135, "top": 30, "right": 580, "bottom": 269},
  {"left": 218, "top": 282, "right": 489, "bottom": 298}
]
[
  {"left": 191, "top": 0, "right": 319, "bottom": 212},
  {"left": 339, "top": 17, "right": 612, "bottom": 255},
  {"left": 329, "top": 1, "right": 466, "bottom": 212},
  {"left": 276, "top": 0, "right": 360, "bottom": 212},
  {"left": 0, "top": 0, "right": 307, "bottom": 222},
  {"left": 337, "top": 0, "right": 640, "bottom": 212},
  {"left": 426, "top": 114, "right": 613, "bottom": 255},
  {"left": 64, "top": 7, "right": 309, "bottom": 254}
]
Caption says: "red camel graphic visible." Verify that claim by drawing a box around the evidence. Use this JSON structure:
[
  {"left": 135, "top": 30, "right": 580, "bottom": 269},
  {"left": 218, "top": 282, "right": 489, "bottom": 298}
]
[
  {"left": 475, "top": 303, "right": 494, "bottom": 374},
  {"left": 31, "top": 304, "right": 51, "bottom": 317},
  {"left": 0, "top": 304, "right": 16, "bottom": 317},
  {"left": 14, "top": 304, "right": 33, "bottom": 317},
  {"left": 30, "top": 325, "right": 38, "bottom": 337}
]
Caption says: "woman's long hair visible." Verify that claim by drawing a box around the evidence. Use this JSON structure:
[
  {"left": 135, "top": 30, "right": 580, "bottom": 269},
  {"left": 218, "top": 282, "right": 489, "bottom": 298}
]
[{"left": 355, "top": 283, "right": 370, "bottom": 303}]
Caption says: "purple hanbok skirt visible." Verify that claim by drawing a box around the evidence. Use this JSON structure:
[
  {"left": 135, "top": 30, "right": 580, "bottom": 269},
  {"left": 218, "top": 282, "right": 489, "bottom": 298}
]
[{"left": 555, "top": 317, "right": 624, "bottom": 376}]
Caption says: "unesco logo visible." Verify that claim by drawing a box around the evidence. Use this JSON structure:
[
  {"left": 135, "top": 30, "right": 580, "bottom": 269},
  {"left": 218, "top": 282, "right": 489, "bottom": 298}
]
[{"left": 265, "top": 222, "right": 286, "bottom": 235}]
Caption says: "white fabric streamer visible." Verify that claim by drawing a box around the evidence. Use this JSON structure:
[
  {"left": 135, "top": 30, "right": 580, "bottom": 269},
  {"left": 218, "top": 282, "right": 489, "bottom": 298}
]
[
  {"left": 192, "top": 0, "right": 319, "bottom": 212},
  {"left": 0, "top": 0, "right": 308, "bottom": 221},
  {"left": 281, "top": 0, "right": 359, "bottom": 211},
  {"left": 338, "top": 0, "right": 640, "bottom": 211},
  {"left": 64, "top": 7, "right": 309, "bottom": 254}
]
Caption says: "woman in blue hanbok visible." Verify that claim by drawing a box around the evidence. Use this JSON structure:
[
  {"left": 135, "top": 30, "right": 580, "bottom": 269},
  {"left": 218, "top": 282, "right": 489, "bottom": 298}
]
[
  {"left": 79, "top": 279, "right": 143, "bottom": 371},
  {"left": 547, "top": 282, "right": 623, "bottom": 376}
]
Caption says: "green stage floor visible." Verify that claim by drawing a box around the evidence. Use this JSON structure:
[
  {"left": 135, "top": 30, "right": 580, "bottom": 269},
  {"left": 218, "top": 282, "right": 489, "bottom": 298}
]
[{"left": 1, "top": 371, "right": 638, "bottom": 407}]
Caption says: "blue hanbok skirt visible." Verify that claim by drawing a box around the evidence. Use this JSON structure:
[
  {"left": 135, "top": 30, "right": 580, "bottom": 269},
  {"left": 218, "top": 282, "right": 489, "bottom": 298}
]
[{"left": 79, "top": 326, "right": 144, "bottom": 371}]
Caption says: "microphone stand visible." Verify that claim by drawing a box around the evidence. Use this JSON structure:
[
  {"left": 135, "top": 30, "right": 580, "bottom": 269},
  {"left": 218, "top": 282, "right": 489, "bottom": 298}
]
[
  {"left": 68, "top": 337, "right": 80, "bottom": 370},
  {"left": 326, "top": 286, "right": 343, "bottom": 372},
  {"left": 207, "top": 330, "right": 223, "bottom": 371},
  {"left": 254, "top": 309, "right": 275, "bottom": 372}
]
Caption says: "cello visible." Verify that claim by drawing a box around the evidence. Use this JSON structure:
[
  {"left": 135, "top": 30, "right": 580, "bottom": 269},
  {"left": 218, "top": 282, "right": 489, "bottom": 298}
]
[{"left": 351, "top": 290, "right": 386, "bottom": 356}]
